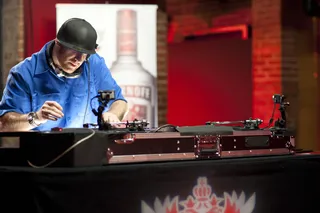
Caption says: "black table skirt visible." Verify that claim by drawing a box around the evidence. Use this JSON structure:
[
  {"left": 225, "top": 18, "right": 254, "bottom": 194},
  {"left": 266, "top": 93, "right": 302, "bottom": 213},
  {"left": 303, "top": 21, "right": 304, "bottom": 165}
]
[{"left": 0, "top": 154, "right": 319, "bottom": 213}]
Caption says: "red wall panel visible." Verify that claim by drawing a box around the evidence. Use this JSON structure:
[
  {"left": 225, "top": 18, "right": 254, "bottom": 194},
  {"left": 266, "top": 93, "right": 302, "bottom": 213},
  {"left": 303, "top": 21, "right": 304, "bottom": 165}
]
[{"left": 168, "top": 34, "right": 252, "bottom": 126}]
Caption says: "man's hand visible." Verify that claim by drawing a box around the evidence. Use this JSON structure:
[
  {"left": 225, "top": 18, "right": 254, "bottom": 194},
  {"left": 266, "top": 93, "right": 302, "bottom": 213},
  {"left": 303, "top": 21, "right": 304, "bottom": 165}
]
[
  {"left": 103, "top": 112, "right": 121, "bottom": 123},
  {"left": 36, "top": 101, "right": 64, "bottom": 123}
]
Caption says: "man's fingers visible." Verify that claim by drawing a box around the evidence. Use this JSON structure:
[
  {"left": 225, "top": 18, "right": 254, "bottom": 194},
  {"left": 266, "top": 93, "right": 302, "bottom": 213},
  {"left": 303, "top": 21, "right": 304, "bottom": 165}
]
[
  {"left": 43, "top": 107, "right": 64, "bottom": 118},
  {"left": 43, "top": 104, "right": 64, "bottom": 117},
  {"left": 41, "top": 112, "right": 58, "bottom": 121},
  {"left": 42, "top": 108, "right": 64, "bottom": 119},
  {"left": 45, "top": 101, "right": 63, "bottom": 111},
  {"left": 45, "top": 114, "right": 58, "bottom": 121},
  {"left": 36, "top": 101, "right": 64, "bottom": 123}
]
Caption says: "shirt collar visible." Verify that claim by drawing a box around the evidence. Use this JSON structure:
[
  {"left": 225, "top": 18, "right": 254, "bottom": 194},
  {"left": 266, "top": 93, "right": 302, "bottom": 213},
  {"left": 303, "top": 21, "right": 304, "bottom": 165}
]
[
  {"left": 34, "top": 40, "right": 54, "bottom": 76},
  {"left": 34, "top": 40, "right": 87, "bottom": 77}
]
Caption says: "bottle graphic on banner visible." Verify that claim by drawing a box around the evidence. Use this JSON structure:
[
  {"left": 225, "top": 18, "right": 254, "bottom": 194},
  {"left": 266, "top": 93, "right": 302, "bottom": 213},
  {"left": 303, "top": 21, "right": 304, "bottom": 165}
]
[{"left": 110, "top": 9, "right": 156, "bottom": 127}]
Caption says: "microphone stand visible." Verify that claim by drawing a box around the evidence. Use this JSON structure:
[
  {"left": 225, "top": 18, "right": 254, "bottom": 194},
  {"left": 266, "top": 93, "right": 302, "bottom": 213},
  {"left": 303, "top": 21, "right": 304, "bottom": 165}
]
[
  {"left": 97, "top": 102, "right": 108, "bottom": 131},
  {"left": 92, "top": 90, "right": 115, "bottom": 130},
  {"left": 274, "top": 97, "right": 290, "bottom": 129}
]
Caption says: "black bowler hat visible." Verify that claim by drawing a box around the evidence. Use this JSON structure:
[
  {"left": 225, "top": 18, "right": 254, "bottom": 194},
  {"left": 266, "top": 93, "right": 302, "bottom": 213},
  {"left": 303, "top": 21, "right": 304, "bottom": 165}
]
[{"left": 56, "top": 18, "right": 98, "bottom": 54}]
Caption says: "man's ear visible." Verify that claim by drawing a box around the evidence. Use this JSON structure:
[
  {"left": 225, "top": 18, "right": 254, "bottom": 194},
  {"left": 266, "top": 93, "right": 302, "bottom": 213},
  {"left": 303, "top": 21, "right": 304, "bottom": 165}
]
[{"left": 54, "top": 39, "right": 62, "bottom": 48}]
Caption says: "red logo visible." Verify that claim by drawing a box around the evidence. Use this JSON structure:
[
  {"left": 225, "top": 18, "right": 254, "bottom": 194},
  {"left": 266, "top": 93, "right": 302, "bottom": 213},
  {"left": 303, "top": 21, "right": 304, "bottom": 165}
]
[{"left": 141, "top": 177, "right": 256, "bottom": 213}]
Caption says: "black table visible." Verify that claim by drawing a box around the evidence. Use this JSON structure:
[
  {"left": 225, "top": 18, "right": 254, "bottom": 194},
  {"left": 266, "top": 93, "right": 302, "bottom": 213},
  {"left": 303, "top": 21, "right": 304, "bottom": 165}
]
[{"left": 0, "top": 153, "right": 319, "bottom": 213}]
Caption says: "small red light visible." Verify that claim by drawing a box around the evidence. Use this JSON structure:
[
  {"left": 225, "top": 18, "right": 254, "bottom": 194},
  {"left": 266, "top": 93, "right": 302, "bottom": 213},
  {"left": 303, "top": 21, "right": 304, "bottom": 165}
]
[{"left": 51, "top": 127, "right": 63, "bottom": 132}]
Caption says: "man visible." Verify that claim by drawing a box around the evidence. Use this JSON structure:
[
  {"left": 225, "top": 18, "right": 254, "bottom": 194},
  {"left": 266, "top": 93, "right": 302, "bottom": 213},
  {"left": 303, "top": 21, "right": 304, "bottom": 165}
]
[{"left": 0, "top": 18, "right": 128, "bottom": 131}]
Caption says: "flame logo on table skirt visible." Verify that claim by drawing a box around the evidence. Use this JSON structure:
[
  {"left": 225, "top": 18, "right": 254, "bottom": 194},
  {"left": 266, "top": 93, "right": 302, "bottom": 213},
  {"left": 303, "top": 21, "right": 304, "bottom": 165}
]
[{"left": 141, "top": 177, "right": 256, "bottom": 213}]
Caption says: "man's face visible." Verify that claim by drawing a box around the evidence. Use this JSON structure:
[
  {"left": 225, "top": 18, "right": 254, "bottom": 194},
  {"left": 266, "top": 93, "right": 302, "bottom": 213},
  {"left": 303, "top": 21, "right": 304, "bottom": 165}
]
[{"left": 56, "top": 42, "right": 88, "bottom": 73}]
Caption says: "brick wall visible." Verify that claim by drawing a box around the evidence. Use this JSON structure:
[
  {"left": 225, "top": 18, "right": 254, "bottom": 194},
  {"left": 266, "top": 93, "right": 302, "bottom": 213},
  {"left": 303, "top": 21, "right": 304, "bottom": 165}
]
[
  {"left": 251, "top": 0, "right": 282, "bottom": 126},
  {"left": 1, "top": 0, "right": 24, "bottom": 87},
  {"left": 166, "top": 0, "right": 251, "bottom": 42},
  {"left": 157, "top": 10, "right": 168, "bottom": 126},
  {"left": 251, "top": 0, "right": 303, "bottom": 131},
  {"left": 1, "top": 0, "right": 23, "bottom": 147},
  {"left": 252, "top": 0, "right": 318, "bottom": 149},
  {"left": 281, "top": 0, "right": 318, "bottom": 149}
]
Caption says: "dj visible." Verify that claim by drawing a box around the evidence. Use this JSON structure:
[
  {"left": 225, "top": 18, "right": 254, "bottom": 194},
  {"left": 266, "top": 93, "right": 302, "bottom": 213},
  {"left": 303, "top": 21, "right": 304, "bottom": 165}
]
[{"left": 0, "top": 18, "right": 128, "bottom": 131}]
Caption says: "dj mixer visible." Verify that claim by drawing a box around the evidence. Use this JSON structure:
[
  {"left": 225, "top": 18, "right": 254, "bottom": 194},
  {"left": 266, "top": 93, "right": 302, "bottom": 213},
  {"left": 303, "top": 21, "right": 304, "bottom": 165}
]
[{"left": 0, "top": 93, "right": 296, "bottom": 168}]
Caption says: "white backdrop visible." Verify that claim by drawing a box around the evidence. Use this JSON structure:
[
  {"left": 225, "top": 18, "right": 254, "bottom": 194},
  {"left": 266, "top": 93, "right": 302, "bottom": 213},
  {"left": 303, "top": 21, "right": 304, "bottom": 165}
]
[
  {"left": 56, "top": 4, "right": 157, "bottom": 77},
  {"left": 56, "top": 4, "right": 158, "bottom": 127}
]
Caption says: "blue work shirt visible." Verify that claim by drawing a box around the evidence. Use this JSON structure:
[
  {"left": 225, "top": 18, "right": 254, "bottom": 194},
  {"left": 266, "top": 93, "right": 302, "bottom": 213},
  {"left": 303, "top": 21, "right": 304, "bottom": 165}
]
[{"left": 0, "top": 41, "right": 126, "bottom": 131}]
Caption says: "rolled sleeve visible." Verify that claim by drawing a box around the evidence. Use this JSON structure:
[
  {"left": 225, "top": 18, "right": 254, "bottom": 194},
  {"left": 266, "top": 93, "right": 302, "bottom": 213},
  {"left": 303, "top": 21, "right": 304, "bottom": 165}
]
[{"left": 0, "top": 69, "right": 31, "bottom": 117}]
